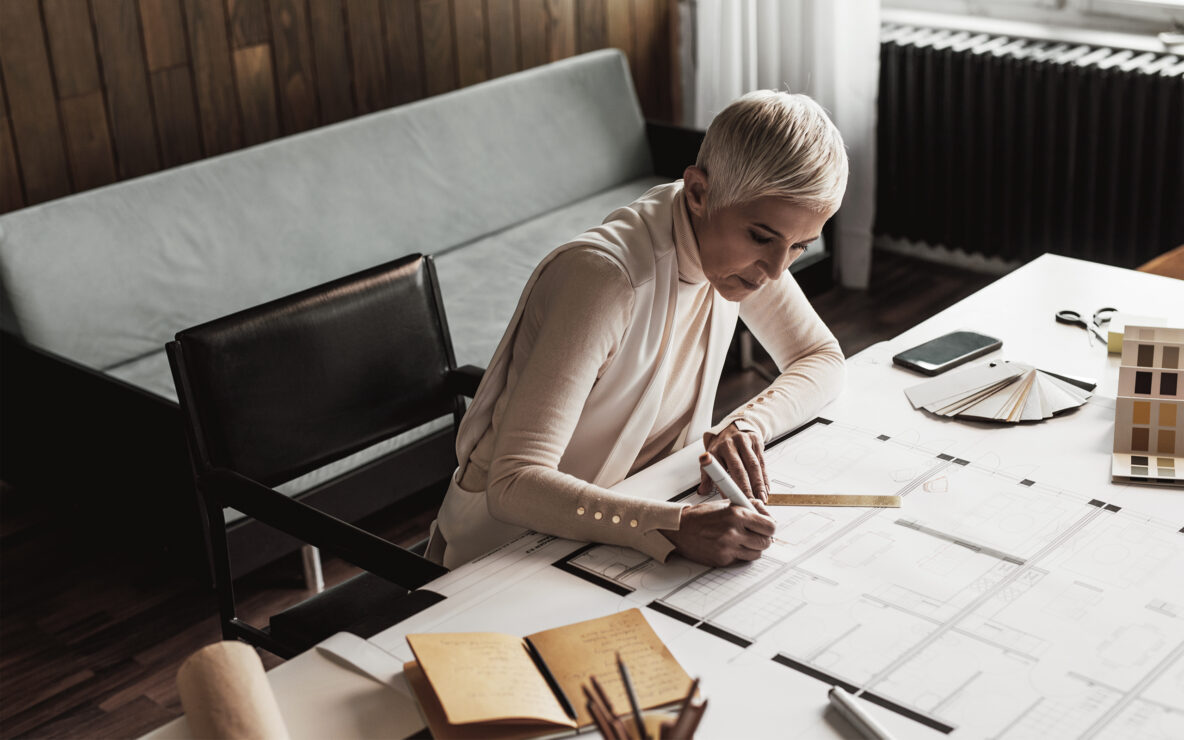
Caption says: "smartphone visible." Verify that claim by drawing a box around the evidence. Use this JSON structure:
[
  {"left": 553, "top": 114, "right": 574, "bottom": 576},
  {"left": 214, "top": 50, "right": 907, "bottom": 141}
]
[{"left": 892, "top": 330, "right": 1002, "bottom": 376}]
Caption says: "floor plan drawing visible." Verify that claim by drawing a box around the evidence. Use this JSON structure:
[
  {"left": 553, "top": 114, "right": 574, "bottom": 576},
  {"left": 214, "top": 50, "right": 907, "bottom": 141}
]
[{"left": 555, "top": 419, "right": 1184, "bottom": 738}]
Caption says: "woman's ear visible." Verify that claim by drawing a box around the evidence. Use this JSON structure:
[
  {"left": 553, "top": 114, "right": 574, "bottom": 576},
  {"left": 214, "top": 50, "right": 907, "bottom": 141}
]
[{"left": 682, "top": 166, "right": 709, "bottom": 218}]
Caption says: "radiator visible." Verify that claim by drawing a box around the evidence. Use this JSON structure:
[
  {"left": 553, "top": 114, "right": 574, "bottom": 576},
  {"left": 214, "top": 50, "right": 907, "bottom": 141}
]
[{"left": 875, "top": 24, "right": 1184, "bottom": 267}]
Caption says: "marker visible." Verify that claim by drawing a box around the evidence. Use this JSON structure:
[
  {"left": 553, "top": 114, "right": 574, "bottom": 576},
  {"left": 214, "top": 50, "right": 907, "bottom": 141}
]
[
  {"left": 828, "top": 687, "right": 896, "bottom": 740},
  {"left": 699, "top": 453, "right": 757, "bottom": 511}
]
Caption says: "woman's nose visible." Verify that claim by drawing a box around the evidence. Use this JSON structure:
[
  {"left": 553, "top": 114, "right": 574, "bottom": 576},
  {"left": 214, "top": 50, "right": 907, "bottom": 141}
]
[{"left": 761, "top": 246, "right": 793, "bottom": 278}]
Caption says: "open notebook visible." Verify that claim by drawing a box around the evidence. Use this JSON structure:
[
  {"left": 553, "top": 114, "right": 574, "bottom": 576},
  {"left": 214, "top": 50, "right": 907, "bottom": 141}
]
[{"left": 404, "top": 608, "right": 693, "bottom": 739}]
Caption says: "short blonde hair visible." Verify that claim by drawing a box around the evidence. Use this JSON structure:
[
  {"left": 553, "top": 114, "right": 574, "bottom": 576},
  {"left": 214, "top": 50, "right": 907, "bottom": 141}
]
[{"left": 696, "top": 91, "right": 848, "bottom": 215}]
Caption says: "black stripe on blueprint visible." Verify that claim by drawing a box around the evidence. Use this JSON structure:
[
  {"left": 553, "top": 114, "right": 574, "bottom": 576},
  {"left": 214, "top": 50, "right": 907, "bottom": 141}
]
[
  {"left": 861, "top": 691, "right": 955, "bottom": 734},
  {"left": 551, "top": 545, "right": 633, "bottom": 596},
  {"left": 771, "top": 654, "right": 857, "bottom": 693},
  {"left": 697, "top": 622, "right": 752, "bottom": 648},
  {"left": 765, "top": 416, "right": 830, "bottom": 450},
  {"left": 1104, "top": 503, "right": 1122, "bottom": 512},
  {"left": 647, "top": 601, "right": 699, "bottom": 626},
  {"left": 1088, "top": 499, "right": 1106, "bottom": 508},
  {"left": 771, "top": 654, "right": 955, "bottom": 734}
]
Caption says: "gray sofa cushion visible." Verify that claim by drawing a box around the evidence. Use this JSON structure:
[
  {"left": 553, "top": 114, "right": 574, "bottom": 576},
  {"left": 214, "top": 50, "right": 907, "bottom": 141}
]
[
  {"left": 0, "top": 49, "right": 650, "bottom": 372},
  {"left": 437, "top": 175, "right": 667, "bottom": 368}
]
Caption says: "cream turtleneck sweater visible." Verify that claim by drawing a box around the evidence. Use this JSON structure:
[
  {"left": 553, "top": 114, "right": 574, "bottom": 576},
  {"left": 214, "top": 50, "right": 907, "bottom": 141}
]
[{"left": 456, "top": 190, "right": 844, "bottom": 561}]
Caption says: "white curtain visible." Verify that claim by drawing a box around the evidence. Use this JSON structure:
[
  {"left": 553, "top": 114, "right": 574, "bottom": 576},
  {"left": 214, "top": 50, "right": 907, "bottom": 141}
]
[{"left": 690, "top": 0, "right": 881, "bottom": 288}]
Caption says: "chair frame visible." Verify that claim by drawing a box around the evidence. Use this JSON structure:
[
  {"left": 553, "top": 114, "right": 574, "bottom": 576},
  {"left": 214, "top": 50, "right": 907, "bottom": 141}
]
[{"left": 167, "top": 254, "right": 480, "bottom": 657}]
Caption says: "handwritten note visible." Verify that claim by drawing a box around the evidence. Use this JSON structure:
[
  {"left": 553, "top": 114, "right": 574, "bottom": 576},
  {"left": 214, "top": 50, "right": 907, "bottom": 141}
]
[
  {"left": 526, "top": 608, "right": 693, "bottom": 727},
  {"left": 406, "top": 632, "right": 572, "bottom": 727}
]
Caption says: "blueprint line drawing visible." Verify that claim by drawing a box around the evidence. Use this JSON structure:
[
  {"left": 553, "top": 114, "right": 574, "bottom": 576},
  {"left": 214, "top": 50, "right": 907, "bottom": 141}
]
[{"left": 554, "top": 419, "right": 1184, "bottom": 738}]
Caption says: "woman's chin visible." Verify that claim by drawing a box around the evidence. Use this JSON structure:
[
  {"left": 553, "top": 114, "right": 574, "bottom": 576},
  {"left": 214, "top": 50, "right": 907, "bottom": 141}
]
[{"left": 709, "top": 278, "right": 757, "bottom": 302}]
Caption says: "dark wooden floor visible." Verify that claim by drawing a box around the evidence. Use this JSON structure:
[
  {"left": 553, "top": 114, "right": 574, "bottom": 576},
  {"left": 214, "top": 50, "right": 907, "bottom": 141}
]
[{"left": 0, "top": 249, "right": 998, "bottom": 739}]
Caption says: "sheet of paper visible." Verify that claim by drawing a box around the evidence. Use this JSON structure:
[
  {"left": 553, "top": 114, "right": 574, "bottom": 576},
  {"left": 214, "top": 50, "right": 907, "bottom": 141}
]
[
  {"left": 904, "top": 362, "right": 1023, "bottom": 409},
  {"left": 406, "top": 632, "right": 572, "bottom": 727},
  {"left": 929, "top": 377, "right": 1016, "bottom": 416},
  {"left": 526, "top": 608, "right": 692, "bottom": 729},
  {"left": 555, "top": 419, "right": 1184, "bottom": 738},
  {"left": 403, "top": 661, "right": 556, "bottom": 740}
]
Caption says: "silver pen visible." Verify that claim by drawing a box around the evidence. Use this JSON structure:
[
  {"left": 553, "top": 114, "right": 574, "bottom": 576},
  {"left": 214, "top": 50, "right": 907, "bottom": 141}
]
[{"left": 828, "top": 687, "right": 896, "bottom": 740}]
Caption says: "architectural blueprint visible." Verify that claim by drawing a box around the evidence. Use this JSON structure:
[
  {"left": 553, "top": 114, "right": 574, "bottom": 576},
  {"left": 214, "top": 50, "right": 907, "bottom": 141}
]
[{"left": 555, "top": 419, "right": 1184, "bottom": 739}]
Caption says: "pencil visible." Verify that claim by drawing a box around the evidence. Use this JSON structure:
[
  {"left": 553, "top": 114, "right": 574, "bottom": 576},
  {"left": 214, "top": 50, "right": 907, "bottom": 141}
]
[
  {"left": 523, "top": 637, "right": 577, "bottom": 721},
  {"left": 616, "top": 652, "right": 648, "bottom": 740}
]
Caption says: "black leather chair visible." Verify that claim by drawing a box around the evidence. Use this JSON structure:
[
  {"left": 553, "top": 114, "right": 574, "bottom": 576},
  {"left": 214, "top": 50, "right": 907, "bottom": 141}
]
[{"left": 167, "top": 254, "right": 482, "bottom": 658}]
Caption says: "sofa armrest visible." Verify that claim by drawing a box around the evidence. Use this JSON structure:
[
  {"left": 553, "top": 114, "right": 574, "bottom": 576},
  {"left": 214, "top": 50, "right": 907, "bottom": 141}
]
[
  {"left": 0, "top": 331, "right": 201, "bottom": 559},
  {"left": 646, "top": 121, "right": 705, "bottom": 179},
  {"left": 446, "top": 365, "right": 485, "bottom": 397}
]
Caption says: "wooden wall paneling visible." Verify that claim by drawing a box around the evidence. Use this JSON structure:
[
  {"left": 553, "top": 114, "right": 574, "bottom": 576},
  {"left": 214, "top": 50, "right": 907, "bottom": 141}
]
[
  {"left": 577, "top": 0, "right": 607, "bottom": 54},
  {"left": 42, "top": 0, "right": 103, "bottom": 97},
  {"left": 183, "top": 0, "right": 243, "bottom": 155},
  {"left": 0, "top": 77, "right": 27, "bottom": 211},
  {"left": 453, "top": 0, "right": 488, "bottom": 89},
  {"left": 381, "top": 0, "right": 425, "bottom": 104},
  {"left": 605, "top": 0, "right": 634, "bottom": 68},
  {"left": 632, "top": 0, "right": 671, "bottom": 121},
  {"left": 0, "top": 0, "right": 72, "bottom": 203},
  {"left": 666, "top": 0, "right": 679, "bottom": 124},
  {"left": 307, "top": 1, "right": 356, "bottom": 124},
  {"left": 43, "top": 0, "right": 118, "bottom": 190},
  {"left": 139, "top": 0, "right": 189, "bottom": 70},
  {"left": 227, "top": 0, "right": 272, "bottom": 48},
  {"left": 486, "top": 0, "right": 519, "bottom": 78},
  {"left": 345, "top": 0, "right": 394, "bottom": 113},
  {"left": 610, "top": 0, "right": 639, "bottom": 99},
  {"left": 547, "top": 0, "right": 576, "bottom": 62},
  {"left": 419, "top": 0, "right": 458, "bottom": 96},
  {"left": 93, "top": 0, "right": 162, "bottom": 179},
  {"left": 233, "top": 46, "right": 281, "bottom": 146},
  {"left": 149, "top": 66, "right": 202, "bottom": 166},
  {"left": 140, "top": 0, "right": 202, "bottom": 168},
  {"left": 269, "top": 0, "right": 320, "bottom": 133},
  {"left": 57, "top": 93, "right": 119, "bottom": 190},
  {"left": 519, "top": 0, "right": 549, "bottom": 69}
]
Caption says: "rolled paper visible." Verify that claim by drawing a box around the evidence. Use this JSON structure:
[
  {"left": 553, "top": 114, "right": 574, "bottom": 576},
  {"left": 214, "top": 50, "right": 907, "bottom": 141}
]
[{"left": 176, "top": 641, "right": 291, "bottom": 740}]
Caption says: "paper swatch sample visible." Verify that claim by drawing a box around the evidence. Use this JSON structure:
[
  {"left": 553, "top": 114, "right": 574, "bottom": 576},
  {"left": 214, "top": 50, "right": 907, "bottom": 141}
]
[
  {"left": 905, "top": 361, "right": 1092, "bottom": 422},
  {"left": 1112, "top": 325, "right": 1184, "bottom": 487}
]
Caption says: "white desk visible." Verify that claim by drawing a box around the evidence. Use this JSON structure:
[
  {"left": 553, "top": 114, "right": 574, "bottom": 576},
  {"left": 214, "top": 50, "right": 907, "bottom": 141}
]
[{"left": 145, "top": 255, "right": 1184, "bottom": 739}]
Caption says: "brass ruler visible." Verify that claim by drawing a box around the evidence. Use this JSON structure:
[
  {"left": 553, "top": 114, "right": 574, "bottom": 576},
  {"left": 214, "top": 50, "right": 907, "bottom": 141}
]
[{"left": 767, "top": 494, "right": 901, "bottom": 508}]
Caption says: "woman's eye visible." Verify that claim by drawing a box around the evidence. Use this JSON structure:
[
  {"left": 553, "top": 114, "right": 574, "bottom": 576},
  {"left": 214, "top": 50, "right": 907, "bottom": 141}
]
[{"left": 749, "top": 230, "right": 773, "bottom": 245}]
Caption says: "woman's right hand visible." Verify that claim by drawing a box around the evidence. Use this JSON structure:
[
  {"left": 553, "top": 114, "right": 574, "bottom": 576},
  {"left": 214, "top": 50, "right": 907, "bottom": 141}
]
[{"left": 660, "top": 499, "right": 777, "bottom": 567}]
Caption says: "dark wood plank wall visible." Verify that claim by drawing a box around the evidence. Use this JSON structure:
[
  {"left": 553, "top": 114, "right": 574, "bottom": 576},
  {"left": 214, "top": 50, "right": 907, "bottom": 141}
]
[{"left": 0, "top": 0, "right": 679, "bottom": 214}]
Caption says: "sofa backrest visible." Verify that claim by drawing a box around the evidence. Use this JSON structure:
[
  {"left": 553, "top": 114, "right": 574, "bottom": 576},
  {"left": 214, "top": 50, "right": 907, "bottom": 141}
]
[{"left": 0, "top": 49, "right": 650, "bottom": 371}]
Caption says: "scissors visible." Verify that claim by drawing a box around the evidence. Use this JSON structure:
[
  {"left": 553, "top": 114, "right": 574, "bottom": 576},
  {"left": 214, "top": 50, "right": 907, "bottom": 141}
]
[{"left": 1055, "top": 307, "right": 1117, "bottom": 346}]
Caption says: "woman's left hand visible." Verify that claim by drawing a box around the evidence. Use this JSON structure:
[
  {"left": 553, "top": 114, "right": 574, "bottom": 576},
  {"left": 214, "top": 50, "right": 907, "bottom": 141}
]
[{"left": 700, "top": 423, "right": 770, "bottom": 502}]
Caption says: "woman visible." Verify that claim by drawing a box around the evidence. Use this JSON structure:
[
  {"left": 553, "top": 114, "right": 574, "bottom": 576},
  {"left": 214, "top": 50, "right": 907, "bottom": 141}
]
[{"left": 427, "top": 91, "right": 847, "bottom": 569}]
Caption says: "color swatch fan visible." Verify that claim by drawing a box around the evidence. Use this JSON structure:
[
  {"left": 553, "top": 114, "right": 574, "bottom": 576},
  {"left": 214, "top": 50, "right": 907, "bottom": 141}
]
[
  {"left": 904, "top": 361, "right": 1093, "bottom": 422},
  {"left": 1112, "top": 325, "right": 1183, "bottom": 487}
]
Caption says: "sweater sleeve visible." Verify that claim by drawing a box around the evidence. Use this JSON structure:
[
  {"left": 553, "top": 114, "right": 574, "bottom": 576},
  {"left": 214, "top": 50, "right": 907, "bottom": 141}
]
[
  {"left": 485, "top": 248, "right": 685, "bottom": 561},
  {"left": 709, "top": 271, "right": 846, "bottom": 442}
]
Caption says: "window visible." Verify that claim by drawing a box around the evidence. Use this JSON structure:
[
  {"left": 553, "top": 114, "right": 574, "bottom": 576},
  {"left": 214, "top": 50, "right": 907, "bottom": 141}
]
[{"left": 884, "top": 0, "right": 1184, "bottom": 37}]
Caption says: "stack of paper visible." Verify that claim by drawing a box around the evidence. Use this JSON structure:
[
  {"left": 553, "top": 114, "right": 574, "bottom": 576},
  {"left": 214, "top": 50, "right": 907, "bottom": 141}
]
[{"left": 904, "top": 361, "right": 1093, "bottom": 422}]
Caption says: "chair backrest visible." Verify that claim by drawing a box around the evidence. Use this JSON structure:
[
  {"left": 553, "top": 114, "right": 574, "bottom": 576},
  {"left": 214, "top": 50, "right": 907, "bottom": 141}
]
[{"left": 168, "top": 254, "right": 460, "bottom": 487}]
